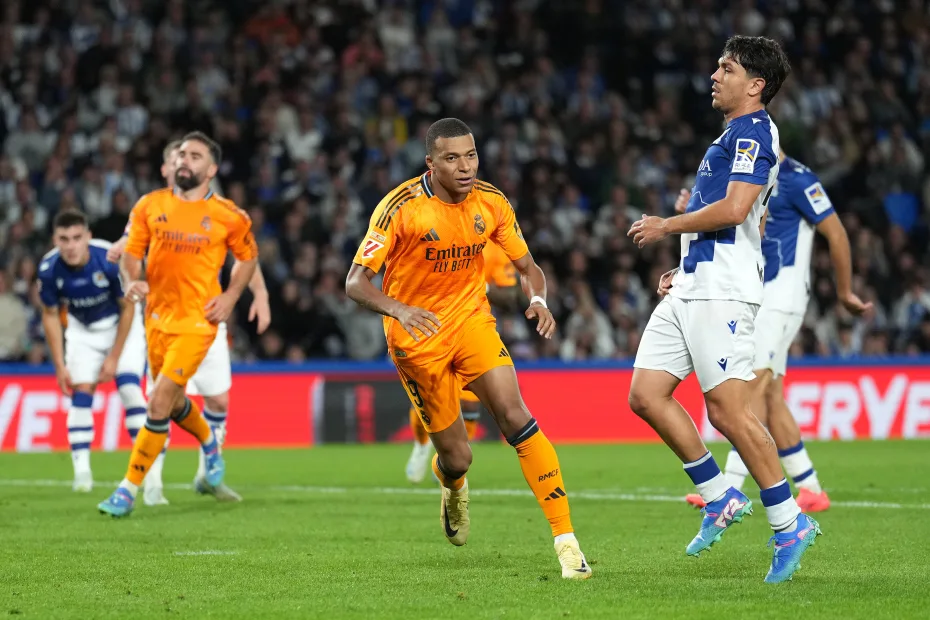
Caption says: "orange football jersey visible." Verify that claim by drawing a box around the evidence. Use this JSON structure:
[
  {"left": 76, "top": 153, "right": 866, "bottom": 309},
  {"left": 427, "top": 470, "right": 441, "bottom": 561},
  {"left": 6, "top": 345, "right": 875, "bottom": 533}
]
[
  {"left": 354, "top": 173, "right": 528, "bottom": 355},
  {"left": 124, "top": 188, "right": 257, "bottom": 335},
  {"left": 482, "top": 240, "right": 519, "bottom": 288}
]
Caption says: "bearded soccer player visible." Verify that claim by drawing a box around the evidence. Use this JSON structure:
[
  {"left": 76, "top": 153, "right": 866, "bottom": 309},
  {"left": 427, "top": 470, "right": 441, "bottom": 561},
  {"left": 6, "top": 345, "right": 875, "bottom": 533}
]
[
  {"left": 108, "top": 141, "right": 271, "bottom": 505},
  {"left": 405, "top": 240, "right": 519, "bottom": 484},
  {"left": 346, "top": 118, "right": 591, "bottom": 580},
  {"left": 98, "top": 132, "right": 258, "bottom": 517},
  {"left": 627, "top": 36, "right": 820, "bottom": 583}
]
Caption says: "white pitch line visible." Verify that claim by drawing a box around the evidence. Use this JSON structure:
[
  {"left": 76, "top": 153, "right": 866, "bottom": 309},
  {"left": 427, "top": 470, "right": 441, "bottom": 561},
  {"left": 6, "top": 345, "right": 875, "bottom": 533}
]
[
  {"left": 173, "top": 550, "right": 239, "bottom": 556},
  {"left": 1, "top": 478, "right": 928, "bottom": 511}
]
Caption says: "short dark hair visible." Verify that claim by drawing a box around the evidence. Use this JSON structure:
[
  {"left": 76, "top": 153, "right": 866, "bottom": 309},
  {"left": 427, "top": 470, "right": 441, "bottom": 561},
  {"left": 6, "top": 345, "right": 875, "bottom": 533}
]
[
  {"left": 53, "top": 209, "right": 88, "bottom": 230},
  {"left": 163, "top": 139, "right": 182, "bottom": 162},
  {"left": 180, "top": 131, "right": 222, "bottom": 164},
  {"left": 425, "top": 118, "right": 472, "bottom": 156},
  {"left": 722, "top": 35, "right": 791, "bottom": 105}
]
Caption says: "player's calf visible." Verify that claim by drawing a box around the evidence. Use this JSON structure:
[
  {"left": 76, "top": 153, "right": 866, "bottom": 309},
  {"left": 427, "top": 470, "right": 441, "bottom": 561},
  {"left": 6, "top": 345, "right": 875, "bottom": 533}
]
[
  {"left": 68, "top": 389, "right": 95, "bottom": 492},
  {"left": 116, "top": 373, "right": 168, "bottom": 506},
  {"left": 172, "top": 397, "right": 225, "bottom": 487}
]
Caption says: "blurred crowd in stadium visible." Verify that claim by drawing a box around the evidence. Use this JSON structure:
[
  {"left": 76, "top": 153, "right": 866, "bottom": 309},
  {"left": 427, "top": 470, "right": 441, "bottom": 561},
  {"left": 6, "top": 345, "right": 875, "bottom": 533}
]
[{"left": 1, "top": 0, "right": 930, "bottom": 364}]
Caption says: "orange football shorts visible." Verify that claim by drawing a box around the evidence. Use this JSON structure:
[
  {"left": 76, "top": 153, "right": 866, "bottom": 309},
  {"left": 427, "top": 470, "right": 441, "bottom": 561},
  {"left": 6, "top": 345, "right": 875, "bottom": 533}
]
[{"left": 393, "top": 313, "right": 512, "bottom": 433}]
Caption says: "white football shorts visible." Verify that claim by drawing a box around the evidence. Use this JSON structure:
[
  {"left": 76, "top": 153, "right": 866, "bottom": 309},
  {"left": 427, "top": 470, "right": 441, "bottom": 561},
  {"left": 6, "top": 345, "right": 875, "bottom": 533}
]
[
  {"left": 634, "top": 296, "right": 758, "bottom": 393},
  {"left": 752, "top": 306, "right": 804, "bottom": 378}
]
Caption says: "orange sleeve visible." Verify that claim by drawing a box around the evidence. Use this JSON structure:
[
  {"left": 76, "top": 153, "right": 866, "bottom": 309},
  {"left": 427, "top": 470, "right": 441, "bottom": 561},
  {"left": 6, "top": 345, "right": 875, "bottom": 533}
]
[
  {"left": 352, "top": 191, "right": 404, "bottom": 274},
  {"left": 482, "top": 243, "right": 517, "bottom": 287},
  {"left": 227, "top": 208, "right": 259, "bottom": 261},
  {"left": 489, "top": 194, "right": 529, "bottom": 262},
  {"left": 124, "top": 195, "right": 152, "bottom": 259}
]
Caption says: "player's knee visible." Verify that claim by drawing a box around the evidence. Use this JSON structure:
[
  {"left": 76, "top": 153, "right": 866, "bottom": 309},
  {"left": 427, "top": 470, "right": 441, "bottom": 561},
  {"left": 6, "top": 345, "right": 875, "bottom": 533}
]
[
  {"left": 628, "top": 388, "right": 655, "bottom": 418},
  {"left": 148, "top": 385, "right": 179, "bottom": 420},
  {"left": 494, "top": 399, "right": 531, "bottom": 430},
  {"left": 203, "top": 393, "right": 228, "bottom": 413},
  {"left": 72, "top": 384, "right": 95, "bottom": 398}
]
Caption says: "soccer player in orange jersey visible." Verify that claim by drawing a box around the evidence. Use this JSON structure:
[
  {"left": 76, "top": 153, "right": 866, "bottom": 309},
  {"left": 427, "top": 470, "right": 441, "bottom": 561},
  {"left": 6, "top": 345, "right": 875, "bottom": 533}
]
[
  {"left": 108, "top": 140, "right": 270, "bottom": 506},
  {"left": 404, "top": 240, "right": 519, "bottom": 484},
  {"left": 346, "top": 118, "right": 592, "bottom": 579},
  {"left": 98, "top": 132, "right": 259, "bottom": 517}
]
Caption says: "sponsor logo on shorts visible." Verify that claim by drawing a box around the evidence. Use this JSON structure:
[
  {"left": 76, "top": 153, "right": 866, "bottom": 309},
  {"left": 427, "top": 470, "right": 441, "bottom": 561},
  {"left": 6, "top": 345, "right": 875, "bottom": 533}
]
[
  {"left": 174, "top": 368, "right": 184, "bottom": 377},
  {"left": 394, "top": 350, "right": 407, "bottom": 358},
  {"left": 727, "top": 320, "right": 737, "bottom": 334},
  {"left": 717, "top": 358, "right": 728, "bottom": 371}
]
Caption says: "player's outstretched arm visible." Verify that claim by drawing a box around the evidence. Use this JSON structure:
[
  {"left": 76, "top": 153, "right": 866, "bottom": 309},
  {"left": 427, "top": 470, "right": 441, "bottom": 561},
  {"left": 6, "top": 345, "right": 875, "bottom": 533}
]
[
  {"left": 40, "top": 305, "right": 71, "bottom": 395},
  {"left": 629, "top": 181, "right": 765, "bottom": 247},
  {"left": 816, "top": 213, "right": 872, "bottom": 315},
  {"left": 345, "top": 263, "right": 440, "bottom": 342},
  {"left": 511, "top": 251, "right": 556, "bottom": 339}
]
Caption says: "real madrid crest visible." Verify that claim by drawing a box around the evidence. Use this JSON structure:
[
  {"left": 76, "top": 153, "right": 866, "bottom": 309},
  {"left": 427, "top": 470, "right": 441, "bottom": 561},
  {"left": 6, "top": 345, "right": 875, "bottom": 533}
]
[
  {"left": 473, "top": 214, "right": 486, "bottom": 235},
  {"left": 201, "top": 215, "right": 212, "bottom": 231},
  {"left": 92, "top": 271, "right": 108, "bottom": 288}
]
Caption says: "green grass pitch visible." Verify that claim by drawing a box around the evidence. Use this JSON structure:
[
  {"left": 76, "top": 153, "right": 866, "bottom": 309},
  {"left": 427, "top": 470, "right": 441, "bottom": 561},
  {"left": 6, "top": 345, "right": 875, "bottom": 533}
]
[{"left": 1, "top": 441, "right": 928, "bottom": 619}]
